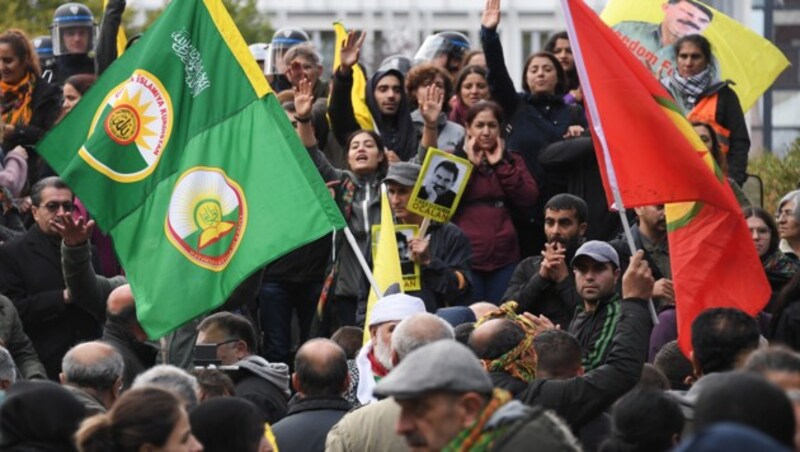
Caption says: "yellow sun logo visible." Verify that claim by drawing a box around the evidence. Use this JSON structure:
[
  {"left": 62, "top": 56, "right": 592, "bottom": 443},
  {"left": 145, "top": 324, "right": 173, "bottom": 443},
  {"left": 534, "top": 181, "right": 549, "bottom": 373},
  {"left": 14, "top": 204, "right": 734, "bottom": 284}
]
[{"left": 104, "top": 88, "right": 160, "bottom": 148}]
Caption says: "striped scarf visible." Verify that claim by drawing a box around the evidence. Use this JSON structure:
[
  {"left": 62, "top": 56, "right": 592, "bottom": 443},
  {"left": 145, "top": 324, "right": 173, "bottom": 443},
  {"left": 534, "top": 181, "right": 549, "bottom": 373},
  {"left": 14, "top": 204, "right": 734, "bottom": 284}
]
[
  {"left": 0, "top": 72, "right": 34, "bottom": 127},
  {"left": 476, "top": 301, "right": 539, "bottom": 382},
  {"left": 442, "top": 389, "right": 513, "bottom": 452},
  {"left": 669, "top": 67, "right": 711, "bottom": 111}
]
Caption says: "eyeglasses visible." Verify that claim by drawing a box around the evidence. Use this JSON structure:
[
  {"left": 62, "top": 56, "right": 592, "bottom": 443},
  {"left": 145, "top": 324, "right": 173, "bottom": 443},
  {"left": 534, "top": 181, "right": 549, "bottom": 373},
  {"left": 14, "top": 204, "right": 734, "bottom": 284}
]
[
  {"left": 214, "top": 339, "right": 239, "bottom": 348},
  {"left": 40, "top": 201, "right": 74, "bottom": 213}
]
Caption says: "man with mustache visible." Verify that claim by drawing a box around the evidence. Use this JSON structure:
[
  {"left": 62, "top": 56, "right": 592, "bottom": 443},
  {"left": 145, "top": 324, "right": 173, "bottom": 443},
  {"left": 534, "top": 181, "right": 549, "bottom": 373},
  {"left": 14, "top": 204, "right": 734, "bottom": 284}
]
[
  {"left": 419, "top": 161, "right": 459, "bottom": 209},
  {"left": 503, "top": 194, "right": 588, "bottom": 328},
  {"left": 612, "top": 0, "right": 717, "bottom": 80}
]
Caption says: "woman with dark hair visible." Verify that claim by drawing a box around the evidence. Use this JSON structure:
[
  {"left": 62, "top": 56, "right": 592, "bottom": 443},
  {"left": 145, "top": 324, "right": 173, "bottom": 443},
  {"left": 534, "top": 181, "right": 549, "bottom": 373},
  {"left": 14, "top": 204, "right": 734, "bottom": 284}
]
[
  {"left": 481, "top": 0, "right": 586, "bottom": 255},
  {"left": 692, "top": 120, "right": 750, "bottom": 207},
  {"left": 295, "top": 78, "right": 386, "bottom": 326},
  {"left": 76, "top": 386, "right": 203, "bottom": 452},
  {"left": 0, "top": 29, "right": 62, "bottom": 188},
  {"left": 190, "top": 398, "right": 272, "bottom": 452},
  {"left": 0, "top": 29, "right": 61, "bottom": 151},
  {"left": 61, "top": 73, "right": 97, "bottom": 116},
  {"left": 448, "top": 65, "right": 490, "bottom": 127},
  {"left": 543, "top": 31, "right": 582, "bottom": 105},
  {"left": 443, "top": 100, "right": 539, "bottom": 302},
  {"left": 745, "top": 206, "right": 799, "bottom": 313},
  {"left": 663, "top": 33, "right": 750, "bottom": 186},
  {"left": 599, "top": 386, "right": 684, "bottom": 452}
]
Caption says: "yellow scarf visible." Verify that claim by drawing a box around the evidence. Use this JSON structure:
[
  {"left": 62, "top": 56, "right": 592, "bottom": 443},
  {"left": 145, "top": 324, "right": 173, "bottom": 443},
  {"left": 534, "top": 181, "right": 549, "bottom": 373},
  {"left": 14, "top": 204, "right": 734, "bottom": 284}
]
[{"left": 0, "top": 72, "right": 34, "bottom": 127}]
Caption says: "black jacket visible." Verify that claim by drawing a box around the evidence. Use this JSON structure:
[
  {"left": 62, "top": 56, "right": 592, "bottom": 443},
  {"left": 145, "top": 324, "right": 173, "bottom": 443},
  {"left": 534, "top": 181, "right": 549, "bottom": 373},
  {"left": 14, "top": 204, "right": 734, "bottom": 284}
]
[
  {"left": 101, "top": 321, "right": 158, "bottom": 389},
  {"left": 271, "top": 396, "right": 352, "bottom": 452},
  {"left": 0, "top": 225, "right": 102, "bottom": 379},
  {"left": 406, "top": 222, "right": 473, "bottom": 312},
  {"left": 697, "top": 82, "right": 750, "bottom": 186},
  {"left": 517, "top": 298, "right": 652, "bottom": 431},
  {"left": 490, "top": 371, "right": 528, "bottom": 397},
  {"left": 502, "top": 255, "right": 580, "bottom": 328},
  {"left": 230, "top": 355, "right": 290, "bottom": 424},
  {"left": 539, "top": 137, "right": 621, "bottom": 241},
  {"left": 568, "top": 294, "right": 622, "bottom": 371}
]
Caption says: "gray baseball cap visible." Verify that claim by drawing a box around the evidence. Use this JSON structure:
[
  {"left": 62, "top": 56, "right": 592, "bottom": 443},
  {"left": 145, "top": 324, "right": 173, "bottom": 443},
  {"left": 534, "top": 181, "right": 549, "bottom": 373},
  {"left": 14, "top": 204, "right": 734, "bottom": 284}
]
[
  {"left": 383, "top": 162, "right": 421, "bottom": 187},
  {"left": 570, "top": 240, "right": 620, "bottom": 267},
  {"left": 373, "top": 340, "right": 492, "bottom": 400}
]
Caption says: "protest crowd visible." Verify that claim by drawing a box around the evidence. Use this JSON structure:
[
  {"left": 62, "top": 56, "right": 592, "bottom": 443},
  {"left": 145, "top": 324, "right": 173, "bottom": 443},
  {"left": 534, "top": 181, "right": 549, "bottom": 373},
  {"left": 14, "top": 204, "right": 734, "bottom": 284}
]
[{"left": 0, "top": 0, "right": 799, "bottom": 450}]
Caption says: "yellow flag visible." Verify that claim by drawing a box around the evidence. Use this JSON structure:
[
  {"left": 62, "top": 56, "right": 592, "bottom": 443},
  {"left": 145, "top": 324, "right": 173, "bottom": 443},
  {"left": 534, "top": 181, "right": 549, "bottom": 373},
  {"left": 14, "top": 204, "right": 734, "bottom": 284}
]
[
  {"left": 362, "top": 185, "right": 404, "bottom": 344},
  {"left": 601, "top": 0, "right": 789, "bottom": 111},
  {"left": 331, "top": 22, "right": 374, "bottom": 131}
]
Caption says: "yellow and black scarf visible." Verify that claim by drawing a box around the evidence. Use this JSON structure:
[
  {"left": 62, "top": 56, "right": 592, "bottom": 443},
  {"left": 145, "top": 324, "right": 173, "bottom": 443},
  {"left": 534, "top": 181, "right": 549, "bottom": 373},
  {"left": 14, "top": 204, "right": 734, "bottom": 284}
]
[{"left": 0, "top": 72, "right": 35, "bottom": 127}]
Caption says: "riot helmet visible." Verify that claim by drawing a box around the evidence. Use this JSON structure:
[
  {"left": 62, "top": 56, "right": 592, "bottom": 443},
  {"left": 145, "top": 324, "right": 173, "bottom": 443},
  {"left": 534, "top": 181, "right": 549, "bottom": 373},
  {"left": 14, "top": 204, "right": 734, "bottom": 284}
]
[
  {"left": 248, "top": 42, "right": 269, "bottom": 72},
  {"left": 33, "top": 35, "right": 56, "bottom": 70},
  {"left": 50, "top": 3, "right": 97, "bottom": 56},
  {"left": 413, "top": 31, "right": 471, "bottom": 75},
  {"left": 265, "top": 28, "right": 309, "bottom": 76},
  {"left": 379, "top": 55, "right": 412, "bottom": 77}
]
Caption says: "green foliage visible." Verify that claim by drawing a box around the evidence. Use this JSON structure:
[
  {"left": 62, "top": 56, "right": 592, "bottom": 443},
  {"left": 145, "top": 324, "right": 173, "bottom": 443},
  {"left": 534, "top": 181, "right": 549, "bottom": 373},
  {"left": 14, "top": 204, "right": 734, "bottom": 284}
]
[
  {"left": 0, "top": 0, "right": 104, "bottom": 38},
  {"left": 126, "top": 0, "right": 272, "bottom": 44},
  {"left": 748, "top": 138, "right": 800, "bottom": 210}
]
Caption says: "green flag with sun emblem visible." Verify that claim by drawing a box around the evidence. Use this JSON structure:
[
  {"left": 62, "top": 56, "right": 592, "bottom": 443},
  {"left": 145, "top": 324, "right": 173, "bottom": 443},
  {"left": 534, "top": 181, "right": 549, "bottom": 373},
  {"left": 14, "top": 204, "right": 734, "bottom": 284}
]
[{"left": 37, "top": 0, "right": 345, "bottom": 338}]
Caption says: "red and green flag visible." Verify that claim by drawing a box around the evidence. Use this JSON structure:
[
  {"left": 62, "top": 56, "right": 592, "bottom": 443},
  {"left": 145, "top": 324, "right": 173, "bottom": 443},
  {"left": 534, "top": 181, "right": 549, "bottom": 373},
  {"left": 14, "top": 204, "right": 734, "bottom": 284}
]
[
  {"left": 562, "top": 0, "right": 769, "bottom": 355},
  {"left": 37, "top": 0, "right": 345, "bottom": 338}
]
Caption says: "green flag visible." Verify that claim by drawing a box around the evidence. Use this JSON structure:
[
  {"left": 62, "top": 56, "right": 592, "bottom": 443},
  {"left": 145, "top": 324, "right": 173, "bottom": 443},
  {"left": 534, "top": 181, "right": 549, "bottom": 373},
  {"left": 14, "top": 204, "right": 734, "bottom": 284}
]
[{"left": 37, "top": 0, "right": 345, "bottom": 338}]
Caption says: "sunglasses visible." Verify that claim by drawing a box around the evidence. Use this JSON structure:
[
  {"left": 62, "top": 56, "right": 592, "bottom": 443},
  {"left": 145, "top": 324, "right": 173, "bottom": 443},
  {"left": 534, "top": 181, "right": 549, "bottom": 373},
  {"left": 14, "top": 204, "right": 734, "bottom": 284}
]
[{"left": 40, "top": 201, "right": 74, "bottom": 213}]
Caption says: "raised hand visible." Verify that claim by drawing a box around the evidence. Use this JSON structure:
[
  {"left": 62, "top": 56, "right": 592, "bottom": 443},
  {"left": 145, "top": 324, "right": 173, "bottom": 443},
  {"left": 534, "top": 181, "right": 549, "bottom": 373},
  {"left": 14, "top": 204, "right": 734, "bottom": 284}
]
[
  {"left": 622, "top": 250, "right": 655, "bottom": 300},
  {"left": 419, "top": 84, "right": 444, "bottom": 127},
  {"left": 481, "top": 0, "right": 501, "bottom": 30},
  {"left": 464, "top": 136, "right": 484, "bottom": 167},
  {"left": 293, "top": 77, "right": 315, "bottom": 120},
  {"left": 340, "top": 30, "right": 366, "bottom": 71},
  {"left": 52, "top": 212, "right": 95, "bottom": 247},
  {"left": 484, "top": 137, "right": 505, "bottom": 166}
]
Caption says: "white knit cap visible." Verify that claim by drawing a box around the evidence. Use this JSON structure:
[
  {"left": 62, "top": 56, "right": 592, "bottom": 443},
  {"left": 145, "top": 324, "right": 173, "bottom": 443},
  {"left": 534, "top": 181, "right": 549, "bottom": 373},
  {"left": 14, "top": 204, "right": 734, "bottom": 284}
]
[{"left": 368, "top": 293, "right": 426, "bottom": 327}]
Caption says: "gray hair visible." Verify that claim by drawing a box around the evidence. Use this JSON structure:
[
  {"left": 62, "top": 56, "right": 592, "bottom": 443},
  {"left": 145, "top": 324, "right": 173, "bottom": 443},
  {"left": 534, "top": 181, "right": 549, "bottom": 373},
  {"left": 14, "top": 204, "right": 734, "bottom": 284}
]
[
  {"left": 779, "top": 190, "right": 800, "bottom": 223},
  {"left": 0, "top": 346, "right": 16, "bottom": 384},
  {"left": 391, "top": 313, "right": 455, "bottom": 362},
  {"left": 62, "top": 344, "right": 124, "bottom": 390},
  {"left": 132, "top": 365, "right": 199, "bottom": 408},
  {"left": 283, "top": 43, "right": 322, "bottom": 66}
]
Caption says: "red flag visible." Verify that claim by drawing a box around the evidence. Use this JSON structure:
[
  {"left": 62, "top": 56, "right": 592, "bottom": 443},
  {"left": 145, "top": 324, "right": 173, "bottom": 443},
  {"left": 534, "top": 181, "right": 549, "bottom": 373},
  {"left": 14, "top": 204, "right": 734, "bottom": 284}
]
[{"left": 562, "top": 0, "right": 769, "bottom": 355}]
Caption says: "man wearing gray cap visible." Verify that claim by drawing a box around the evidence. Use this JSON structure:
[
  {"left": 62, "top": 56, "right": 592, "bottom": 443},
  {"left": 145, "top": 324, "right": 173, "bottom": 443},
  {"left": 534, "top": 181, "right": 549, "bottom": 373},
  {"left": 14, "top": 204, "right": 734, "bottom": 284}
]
[
  {"left": 383, "top": 162, "right": 473, "bottom": 311},
  {"left": 374, "top": 340, "right": 581, "bottom": 451},
  {"left": 568, "top": 240, "right": 623, "bottom": 371}
]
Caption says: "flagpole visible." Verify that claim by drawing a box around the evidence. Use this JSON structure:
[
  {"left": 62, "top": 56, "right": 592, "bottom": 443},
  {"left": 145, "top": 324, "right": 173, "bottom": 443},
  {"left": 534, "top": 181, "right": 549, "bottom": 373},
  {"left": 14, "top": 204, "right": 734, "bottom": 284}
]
[
  {"left": 562, "top": 0, "right": 658, "bottom": 324},
  {"left": 343, "top": 226, "right": 383, "bottom": 299}
]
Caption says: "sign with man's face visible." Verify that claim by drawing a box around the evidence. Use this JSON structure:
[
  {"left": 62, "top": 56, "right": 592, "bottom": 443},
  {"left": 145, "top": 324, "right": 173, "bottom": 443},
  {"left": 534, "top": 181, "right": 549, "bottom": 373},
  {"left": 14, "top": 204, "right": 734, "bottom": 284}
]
[
  {"left": 372, "top": 224, "right": 421, "bottom": 291},
  {"left": 601, "top": 0, "right": 789, "bottom": 111},
  {"left": 407, "top": 147, "right": 472, "bottom": 223}
]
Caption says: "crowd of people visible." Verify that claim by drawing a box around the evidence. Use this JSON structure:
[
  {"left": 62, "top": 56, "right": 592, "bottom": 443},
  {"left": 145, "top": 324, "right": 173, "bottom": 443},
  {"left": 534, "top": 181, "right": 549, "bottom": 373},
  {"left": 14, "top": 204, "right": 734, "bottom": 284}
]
[{"left": 0, "top": 0, "right": 799, "bottom": 450}]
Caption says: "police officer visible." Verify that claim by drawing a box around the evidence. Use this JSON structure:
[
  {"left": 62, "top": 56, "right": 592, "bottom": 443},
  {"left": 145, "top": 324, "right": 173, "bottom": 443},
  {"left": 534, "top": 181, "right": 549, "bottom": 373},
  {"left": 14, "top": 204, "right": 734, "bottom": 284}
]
[
  {"left": 265, "top": 27, "right": 310, "bottom": 92},
  {"left": 413, "top": 31, "right": 471, "bottom": 77},
  {"left": 50, "top": 2, "right": 97, "bottom": 84}
]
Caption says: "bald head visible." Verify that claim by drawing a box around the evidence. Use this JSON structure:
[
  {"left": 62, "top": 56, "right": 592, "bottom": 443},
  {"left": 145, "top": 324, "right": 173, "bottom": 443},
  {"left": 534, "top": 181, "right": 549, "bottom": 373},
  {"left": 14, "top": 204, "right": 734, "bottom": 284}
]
[
  {"left": 294, "top": 339, "right": 348, "bottom": 397},
  {"left": 470, "top": 302, "right": 498, "bottom": 321},
  {"left": 391, "top": 312, "right": 455, "bottom": 363},
  {"left": 107, "top": 284, "right": 134, "bottom": 315},
  {"left": 62, "top": 341, "right": 124, "bottom": 391},
  {"left": 469, "top": 318, "right": 525, "bottom": 360}
]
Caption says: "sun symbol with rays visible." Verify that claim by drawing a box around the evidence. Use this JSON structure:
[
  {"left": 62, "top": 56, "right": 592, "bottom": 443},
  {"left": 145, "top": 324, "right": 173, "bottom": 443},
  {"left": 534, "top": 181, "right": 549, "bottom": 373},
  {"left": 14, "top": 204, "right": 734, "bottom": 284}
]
[{"left": 103, "top": 87, "right": 159, "bottom": 149}]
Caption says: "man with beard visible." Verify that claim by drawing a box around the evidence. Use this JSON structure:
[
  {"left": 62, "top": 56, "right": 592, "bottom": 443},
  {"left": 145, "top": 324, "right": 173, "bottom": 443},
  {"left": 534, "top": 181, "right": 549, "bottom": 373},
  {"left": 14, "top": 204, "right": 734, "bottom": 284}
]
[
  {"left": 503, "top": 194, "right": 588, "bottom": 328},
  {"left": 567, "top": 241, "right": 622, "bottom": 371},
  {"left": 611, "top": 205, "right": 672, "bottom": 306},
  {"left": 353, "top": 293, "right": 426, "bottom": 405}
]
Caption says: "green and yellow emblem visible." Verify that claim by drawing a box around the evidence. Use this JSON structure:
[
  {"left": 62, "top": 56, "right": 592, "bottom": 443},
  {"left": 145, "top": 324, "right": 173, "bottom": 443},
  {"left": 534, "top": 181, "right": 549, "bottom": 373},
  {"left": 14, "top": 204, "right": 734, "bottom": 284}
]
[
  {"left": 79, "top": 69, "right": 173, "bottom": 183},
  {"left": 165, "top": 167, "right": 247, "bottom": 271}
]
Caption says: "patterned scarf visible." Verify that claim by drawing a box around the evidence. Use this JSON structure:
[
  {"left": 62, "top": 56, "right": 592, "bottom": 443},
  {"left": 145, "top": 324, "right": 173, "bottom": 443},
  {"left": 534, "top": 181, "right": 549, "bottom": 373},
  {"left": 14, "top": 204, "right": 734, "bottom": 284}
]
[
  {"left": 442, "top": 388, "right": 513, "bottom": 452},
  {"left": 475, "top": 301, "right": 539, "bottom": 382},
  {"left": 669, "top": 67, "right": 711, "bottom": 111},
  {"left": 0, "top": 72, "right": 34, "bottom": 127}
]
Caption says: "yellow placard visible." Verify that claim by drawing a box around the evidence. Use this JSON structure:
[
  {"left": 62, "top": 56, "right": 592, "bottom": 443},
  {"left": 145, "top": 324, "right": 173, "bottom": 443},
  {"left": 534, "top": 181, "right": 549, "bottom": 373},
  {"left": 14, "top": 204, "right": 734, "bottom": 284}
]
[
  {"left": 407, "top": 147, "right": 473, "bottom": 223},
  {"left": 372, "top": 224, "right": 421, "bottom": 292}
]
